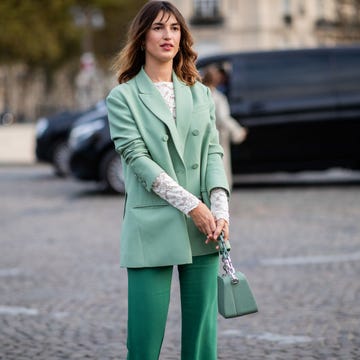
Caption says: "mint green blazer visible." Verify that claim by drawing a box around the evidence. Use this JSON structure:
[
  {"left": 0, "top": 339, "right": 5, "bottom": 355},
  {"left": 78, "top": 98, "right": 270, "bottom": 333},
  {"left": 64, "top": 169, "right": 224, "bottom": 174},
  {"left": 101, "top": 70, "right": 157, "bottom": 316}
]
[{"left": 106, "top": 68, "right": 229, "bottom": 268}]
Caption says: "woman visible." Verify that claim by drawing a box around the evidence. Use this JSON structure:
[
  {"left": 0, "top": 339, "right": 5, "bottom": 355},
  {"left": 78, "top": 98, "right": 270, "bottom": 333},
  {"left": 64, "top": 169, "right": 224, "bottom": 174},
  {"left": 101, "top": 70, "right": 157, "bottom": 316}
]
[
  {"left": 203, "top": 65, "right": 248, "bottom": 188},
  {"left": 106, "top": 2, "right": 230, "bottom": 359}
]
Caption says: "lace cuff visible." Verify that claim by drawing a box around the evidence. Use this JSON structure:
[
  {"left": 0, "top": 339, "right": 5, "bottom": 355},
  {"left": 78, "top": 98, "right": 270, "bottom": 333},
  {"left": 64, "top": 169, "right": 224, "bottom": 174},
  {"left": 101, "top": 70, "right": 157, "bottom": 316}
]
[
  {"left": 152, "top": 172, "right": 200, "bottom": 215},
  {"left": 210, "top": 188, "right": 229, "bottom": 223}
]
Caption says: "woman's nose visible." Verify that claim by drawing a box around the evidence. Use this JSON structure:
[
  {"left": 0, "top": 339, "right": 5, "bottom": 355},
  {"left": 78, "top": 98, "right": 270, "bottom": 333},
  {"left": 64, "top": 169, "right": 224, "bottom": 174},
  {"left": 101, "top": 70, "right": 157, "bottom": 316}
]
[{"left": 163, "top": 28, "right": 171, "bottom": 39}]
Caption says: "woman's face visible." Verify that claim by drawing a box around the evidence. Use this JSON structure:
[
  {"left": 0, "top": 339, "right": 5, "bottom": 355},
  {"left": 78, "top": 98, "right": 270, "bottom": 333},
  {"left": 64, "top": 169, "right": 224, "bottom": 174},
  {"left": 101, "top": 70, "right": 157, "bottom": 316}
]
[{"left": 144, "top": 11, "right": 181, "bottom": 66}]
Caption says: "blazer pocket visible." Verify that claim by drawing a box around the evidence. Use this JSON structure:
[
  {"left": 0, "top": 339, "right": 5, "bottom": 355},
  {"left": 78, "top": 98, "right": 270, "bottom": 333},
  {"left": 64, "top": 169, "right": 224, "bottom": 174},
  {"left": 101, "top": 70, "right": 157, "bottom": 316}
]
[{"left": 133, "top": 200, "right": 169, "bottom": 209}]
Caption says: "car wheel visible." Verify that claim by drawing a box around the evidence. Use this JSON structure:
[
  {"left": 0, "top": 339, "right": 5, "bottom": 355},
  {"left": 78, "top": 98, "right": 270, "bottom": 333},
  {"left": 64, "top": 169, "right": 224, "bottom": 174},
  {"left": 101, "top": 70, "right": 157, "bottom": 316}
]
[
  {"left": 1, "top": 112, "right": 15, "bottom": 126},
  {"left": 53, "top": 140, "right": 70, "bottom": 177},
  {"left": 100, "top": 150, "right": 125, "bottom": 194}
]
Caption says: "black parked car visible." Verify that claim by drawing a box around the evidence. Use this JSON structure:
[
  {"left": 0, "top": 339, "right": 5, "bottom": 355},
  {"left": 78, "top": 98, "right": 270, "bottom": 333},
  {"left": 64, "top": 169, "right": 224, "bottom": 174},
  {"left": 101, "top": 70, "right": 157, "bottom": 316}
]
[
  {"left": 69, "top": 46, "right": 360, "bottom": 193},
  {"left": 197, "top": 46, "right": 360, "bottom": 176},
  {"left": 68, "top": 109, "right": 124, "bottom": 193},
  {"left": 35, "top": 101, "right": 106, "bottom": 176},
  {"left": 35, "top": 110, "right": 82, "bottom": 176}
]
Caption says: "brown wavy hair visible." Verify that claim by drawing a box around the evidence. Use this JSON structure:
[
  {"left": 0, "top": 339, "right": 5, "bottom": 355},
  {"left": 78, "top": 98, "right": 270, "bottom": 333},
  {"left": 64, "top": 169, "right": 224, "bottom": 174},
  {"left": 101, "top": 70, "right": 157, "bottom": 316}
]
[{"left": 112, "top": 1, "right": 200, "bottom": 86}]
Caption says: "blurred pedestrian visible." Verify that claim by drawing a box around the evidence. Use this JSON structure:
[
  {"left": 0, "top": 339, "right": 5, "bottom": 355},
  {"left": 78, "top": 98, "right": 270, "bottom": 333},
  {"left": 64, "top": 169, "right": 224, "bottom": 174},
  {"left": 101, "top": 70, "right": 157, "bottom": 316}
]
[
  {"left": 203, "top": 65, "right": 248, "bottom": 188},
  {"left": 215, "top": 66, "right": 229, "bottom": 96},
  {"left": 106, "top": 2, "right": 230, "bottom": 359}
]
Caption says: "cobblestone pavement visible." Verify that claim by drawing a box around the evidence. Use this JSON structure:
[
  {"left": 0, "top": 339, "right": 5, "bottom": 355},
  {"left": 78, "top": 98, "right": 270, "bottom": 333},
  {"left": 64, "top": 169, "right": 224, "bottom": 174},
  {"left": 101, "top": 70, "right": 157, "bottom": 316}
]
[{"left": 1, "top": 165, "right": 360, "bottom": 360}]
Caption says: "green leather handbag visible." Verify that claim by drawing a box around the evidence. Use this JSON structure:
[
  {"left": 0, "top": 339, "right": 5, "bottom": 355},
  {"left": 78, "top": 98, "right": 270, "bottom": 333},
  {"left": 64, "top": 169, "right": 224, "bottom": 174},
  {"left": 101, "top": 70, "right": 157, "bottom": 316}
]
[{"left": 217, "top": 234, "right": 258, "bottom": 318}]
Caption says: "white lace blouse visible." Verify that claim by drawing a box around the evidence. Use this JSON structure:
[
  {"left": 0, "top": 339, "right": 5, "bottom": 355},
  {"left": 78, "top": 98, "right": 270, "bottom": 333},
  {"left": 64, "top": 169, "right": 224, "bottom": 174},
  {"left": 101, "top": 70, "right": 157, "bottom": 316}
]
[{"left": 152, "top": 82, "right": 229, "bottom": 223}]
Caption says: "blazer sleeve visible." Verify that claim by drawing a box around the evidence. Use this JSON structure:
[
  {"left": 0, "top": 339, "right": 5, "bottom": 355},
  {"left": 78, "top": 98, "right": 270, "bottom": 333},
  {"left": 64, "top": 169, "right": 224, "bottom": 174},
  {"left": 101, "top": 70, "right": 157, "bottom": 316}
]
[
  {"left": 205, "top": 87, "right": 230, "bottom": 195},
  {"left": 106, "top": 88, "right": 164, "bottom": 192}
]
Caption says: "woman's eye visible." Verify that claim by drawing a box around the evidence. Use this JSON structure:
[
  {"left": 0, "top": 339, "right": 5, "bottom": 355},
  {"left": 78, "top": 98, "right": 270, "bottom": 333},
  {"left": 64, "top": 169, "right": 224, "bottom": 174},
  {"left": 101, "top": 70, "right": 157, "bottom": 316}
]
[{"left": 153, "top": 26, "right": 161, "bottom": 30}]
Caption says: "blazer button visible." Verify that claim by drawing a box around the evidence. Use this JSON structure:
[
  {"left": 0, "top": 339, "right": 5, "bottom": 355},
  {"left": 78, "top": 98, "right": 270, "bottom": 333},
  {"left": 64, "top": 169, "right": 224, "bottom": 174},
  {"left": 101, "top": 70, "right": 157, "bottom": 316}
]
[
  {"left": 162, "top": 135, "right": 169, "bottom": 141},
  {"left": 192, "top": 129, "right": 200, "bottom": 136},
  {"left": 191, "top": 163, "right": 199, "bottom": 169}
]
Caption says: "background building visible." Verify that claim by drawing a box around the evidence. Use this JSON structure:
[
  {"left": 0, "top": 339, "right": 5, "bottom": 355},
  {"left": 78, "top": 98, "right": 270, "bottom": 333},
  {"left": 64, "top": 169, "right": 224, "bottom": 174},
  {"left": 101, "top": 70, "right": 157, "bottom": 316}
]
[
  {"left": 172, "top": 0, "right": 346, "bottom": 56},
  {"left": 0, "top": 0, "right": 359, "bottom": 122}
]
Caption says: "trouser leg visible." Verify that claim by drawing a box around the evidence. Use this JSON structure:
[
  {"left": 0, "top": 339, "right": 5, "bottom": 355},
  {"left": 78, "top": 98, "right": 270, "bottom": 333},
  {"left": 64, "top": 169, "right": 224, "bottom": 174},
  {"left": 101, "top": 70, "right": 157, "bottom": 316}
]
[
  {"left": 178, "top": 253, "right": 219, "bottom": 360},
  {"left": 126, "top": 266, "right": 173, "bottom": 360}
]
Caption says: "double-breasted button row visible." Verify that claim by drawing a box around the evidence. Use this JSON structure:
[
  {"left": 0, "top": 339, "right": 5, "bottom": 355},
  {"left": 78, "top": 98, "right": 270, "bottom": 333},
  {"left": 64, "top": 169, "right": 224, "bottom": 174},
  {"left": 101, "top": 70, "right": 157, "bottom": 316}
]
[
  {"left": 163, "top": 131, "right": 199, "bottom": 140},
  {"left": 135, "top": 174, "right": 147, "bottom": 187},
  {"left": 162, "top": 131, "right": 198, "bottom": 142}
]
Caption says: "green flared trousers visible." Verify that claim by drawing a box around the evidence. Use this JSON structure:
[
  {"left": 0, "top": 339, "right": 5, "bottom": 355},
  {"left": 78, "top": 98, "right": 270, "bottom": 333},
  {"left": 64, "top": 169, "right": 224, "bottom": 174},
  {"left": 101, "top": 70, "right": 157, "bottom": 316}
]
[{"left": 126, "top": 253, "right": 219, "bottom": 360}]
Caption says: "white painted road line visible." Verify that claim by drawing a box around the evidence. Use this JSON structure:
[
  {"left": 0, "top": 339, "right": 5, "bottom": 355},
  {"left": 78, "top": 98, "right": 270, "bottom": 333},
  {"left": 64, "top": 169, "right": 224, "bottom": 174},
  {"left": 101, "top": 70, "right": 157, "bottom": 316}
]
[
  {"left": 50, "top": 312, "right": 69, "bottom": 319},
  {"left": 0, "top": 306, "right": 39, "bottom": 316},
  {"left": 0, "top": 268, "right": 22, "bottom": 277},
  {"left": 0, "top": 306, "right": 71, "bottom": 320},
  {"left": 260, "top": 251, "right": 360, "bottom": 266}
]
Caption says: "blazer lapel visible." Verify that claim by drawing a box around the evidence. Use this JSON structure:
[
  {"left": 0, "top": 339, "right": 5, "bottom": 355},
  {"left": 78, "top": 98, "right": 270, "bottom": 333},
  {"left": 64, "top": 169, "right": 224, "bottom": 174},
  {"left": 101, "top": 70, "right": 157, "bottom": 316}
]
[
  {"left": 136, "top": 68, "right": 185, "bottom": 158},
  {"left": 173, "top": 74, "right": 193, "bottom": 150}
]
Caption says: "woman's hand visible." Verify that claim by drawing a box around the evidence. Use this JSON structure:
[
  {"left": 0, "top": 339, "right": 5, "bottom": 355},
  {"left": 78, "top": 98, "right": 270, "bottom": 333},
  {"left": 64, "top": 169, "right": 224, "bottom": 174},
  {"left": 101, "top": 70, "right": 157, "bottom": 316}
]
[
  {"left": 213, "top": 218, "right": 229, "bottom": 240},
  {"left": 205, "top": 218, "right": 229, "bottom": 248},
  {"left": 189, "top": 204, "right": 229, "bottom": 247},
  {"left": 189, "top": 202, "right": 216, "bottom": 238}
]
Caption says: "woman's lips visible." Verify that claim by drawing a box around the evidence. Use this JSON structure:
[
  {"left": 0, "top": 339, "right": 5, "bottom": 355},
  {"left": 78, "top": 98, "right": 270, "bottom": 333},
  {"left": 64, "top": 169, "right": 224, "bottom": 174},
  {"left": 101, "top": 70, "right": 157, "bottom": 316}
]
[{"left": 161, "top": 44, "right": 173, "bottom": 51}]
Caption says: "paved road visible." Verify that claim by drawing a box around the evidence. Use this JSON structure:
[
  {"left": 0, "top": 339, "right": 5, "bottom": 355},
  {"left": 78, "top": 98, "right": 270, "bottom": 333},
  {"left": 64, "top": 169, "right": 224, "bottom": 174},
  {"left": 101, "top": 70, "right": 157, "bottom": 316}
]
[{"left": 1, "top": 165, "right": 360, "bottom": 360}]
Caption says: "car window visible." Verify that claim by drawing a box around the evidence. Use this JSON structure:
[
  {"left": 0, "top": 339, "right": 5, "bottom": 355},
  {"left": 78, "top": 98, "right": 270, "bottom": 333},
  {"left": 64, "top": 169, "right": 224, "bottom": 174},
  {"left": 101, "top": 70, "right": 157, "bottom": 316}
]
[{"left": 230, "top": 51, "right": 335, "bottom": 115}]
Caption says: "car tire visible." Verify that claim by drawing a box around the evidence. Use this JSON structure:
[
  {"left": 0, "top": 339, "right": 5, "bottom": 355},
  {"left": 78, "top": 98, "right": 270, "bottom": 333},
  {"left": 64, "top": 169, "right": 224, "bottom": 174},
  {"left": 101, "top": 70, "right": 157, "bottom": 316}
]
[
  {"left": 53, "top": 140, "right": 70, "bottom": 177},
  {"left": 1, "top": 112, "right": 15, "bottom": 126},
  {"left": 100, "top": 150, "right": 125, "bottom": 194}
]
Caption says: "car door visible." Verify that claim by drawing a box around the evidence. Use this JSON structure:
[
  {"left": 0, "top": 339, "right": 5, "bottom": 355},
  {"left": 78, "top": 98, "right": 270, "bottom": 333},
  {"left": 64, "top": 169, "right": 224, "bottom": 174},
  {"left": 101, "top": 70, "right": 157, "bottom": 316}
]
[
  {"left": 228, "top": 50, "right": 337, "bottom": 173},
  {"left": 330, "top": 48, "right": 360, "bottom": 168}
]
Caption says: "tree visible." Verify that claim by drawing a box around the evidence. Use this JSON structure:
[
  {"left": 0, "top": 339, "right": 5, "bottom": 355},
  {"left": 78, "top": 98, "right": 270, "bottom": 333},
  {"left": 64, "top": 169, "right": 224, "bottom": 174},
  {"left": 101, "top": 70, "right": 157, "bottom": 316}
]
[
  {"left": 0, "top": 0, "right": 147, "bottom": 71},
  {"left": 0, "top": 0, "right": 146, "bottom": 120},
  {"left": 74, "top": 0, "right": 147, "bottom": 66},
  {"left": 0, "top": 1, "right": 80, "bottom": 69}
]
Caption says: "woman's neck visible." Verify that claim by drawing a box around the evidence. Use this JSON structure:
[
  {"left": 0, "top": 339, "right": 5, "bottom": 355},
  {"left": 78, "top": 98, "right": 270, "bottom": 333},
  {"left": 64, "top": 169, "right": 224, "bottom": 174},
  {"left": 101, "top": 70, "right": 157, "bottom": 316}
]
[{"left": 144, "top": 61, "right": 173, "bottom": 83}]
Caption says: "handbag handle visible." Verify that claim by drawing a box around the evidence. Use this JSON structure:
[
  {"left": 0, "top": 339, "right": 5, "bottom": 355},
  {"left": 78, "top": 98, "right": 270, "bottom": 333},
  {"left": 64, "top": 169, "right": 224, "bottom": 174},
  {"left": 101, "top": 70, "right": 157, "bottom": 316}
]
[{"left": 218, "top": 233, "right": 239, "bottom": 284}]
